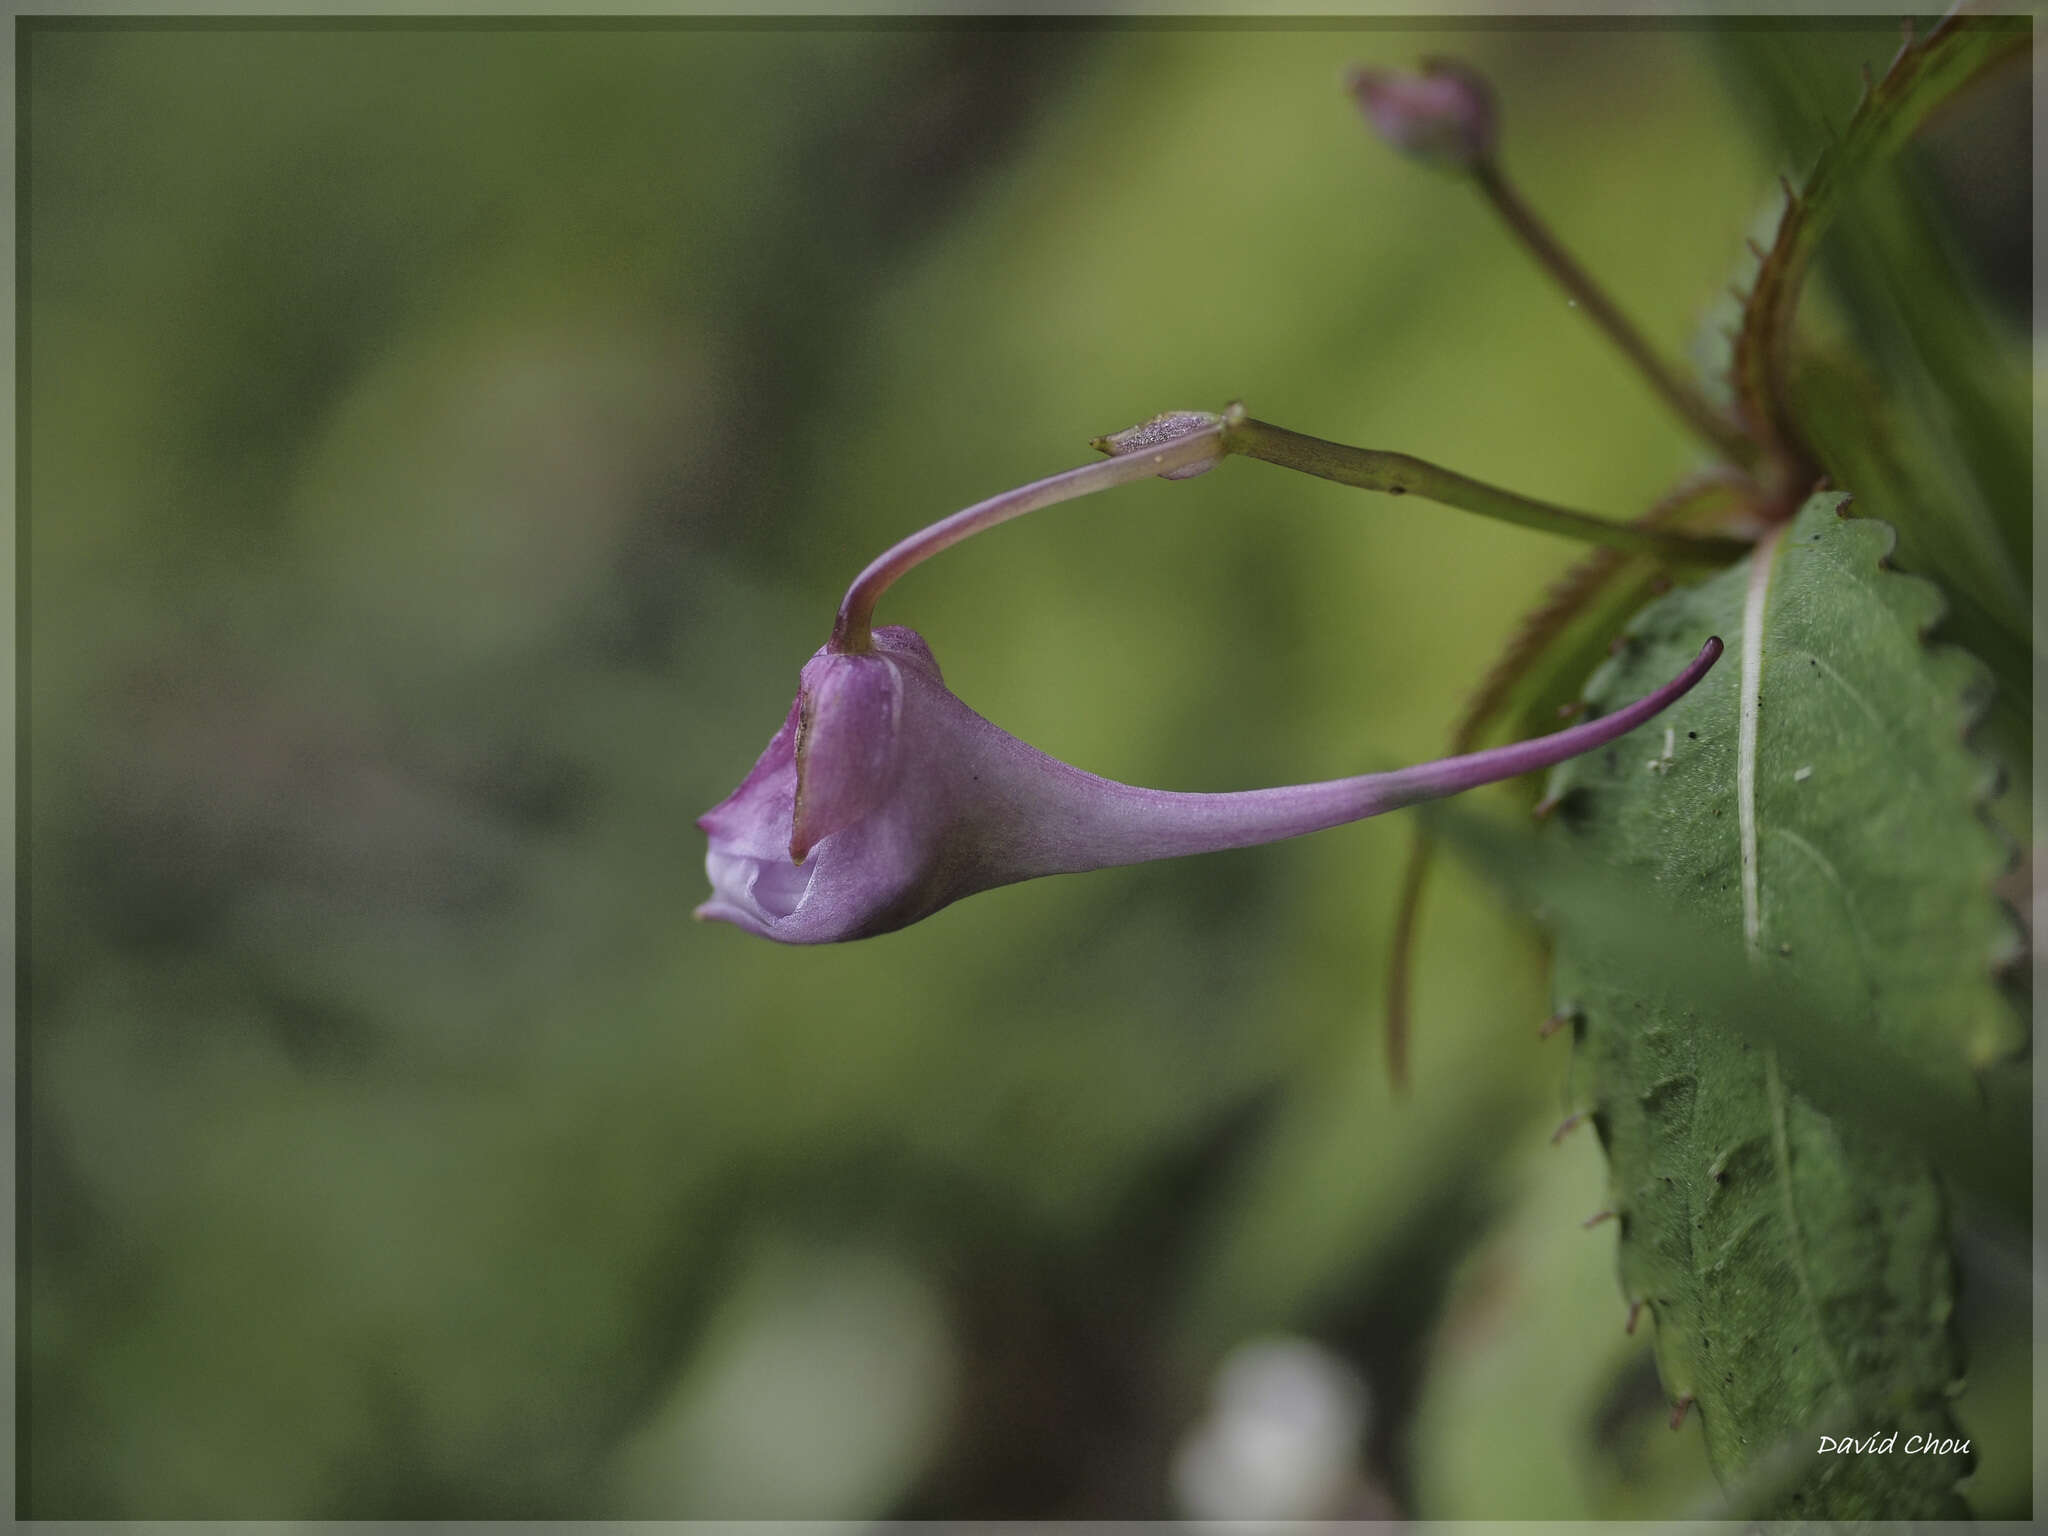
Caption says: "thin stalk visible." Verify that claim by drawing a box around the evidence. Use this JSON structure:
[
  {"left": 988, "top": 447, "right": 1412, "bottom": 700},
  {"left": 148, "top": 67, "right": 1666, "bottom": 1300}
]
[
  {"left": 1226, "top": 417, "right": 1753, "bottom": 564},
  {"left": 1471, "top": 159, "right": 1756, "bottom": 468},
  {"left": 830, "top": 423, "right": 1228, "bottom": 653}
]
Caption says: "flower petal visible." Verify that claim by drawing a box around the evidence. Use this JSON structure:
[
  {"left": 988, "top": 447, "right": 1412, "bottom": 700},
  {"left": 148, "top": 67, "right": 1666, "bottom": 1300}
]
[
  {"left": 696, "top": 697, "right": 799, "bottom": 860},
  {"left": 791, "top": 650, "right": 905, "bottom": 863}
]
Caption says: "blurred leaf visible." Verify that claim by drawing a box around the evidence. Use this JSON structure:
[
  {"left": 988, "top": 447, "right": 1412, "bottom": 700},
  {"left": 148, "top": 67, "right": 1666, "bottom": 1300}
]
[
  {"left": 1410, "top": 1134, "right": 1716, "bottom": 1520},
  {"left": 607, "top": 1236, "right": 952, "bottom": 1518},
  {"left": 1726, "top": 11, "right": 2027, "bottom": 483},
  {"left": 1719, "top": 13, "right": 2031, "bottom": 686}
]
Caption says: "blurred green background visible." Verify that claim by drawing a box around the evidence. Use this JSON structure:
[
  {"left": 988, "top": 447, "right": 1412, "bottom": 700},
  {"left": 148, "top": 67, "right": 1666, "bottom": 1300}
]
[{"left": 22, "top": 18, "right": 2030, "bottom": 1519}]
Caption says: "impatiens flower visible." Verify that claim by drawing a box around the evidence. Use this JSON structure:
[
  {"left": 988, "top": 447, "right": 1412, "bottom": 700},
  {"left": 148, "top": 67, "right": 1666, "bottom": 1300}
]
[
  {"left": 700, "top": 410, "right": 1735, "bottom": 946},
  {"left": 697, "top": 624, "right": 1722, "bottom": 944}
]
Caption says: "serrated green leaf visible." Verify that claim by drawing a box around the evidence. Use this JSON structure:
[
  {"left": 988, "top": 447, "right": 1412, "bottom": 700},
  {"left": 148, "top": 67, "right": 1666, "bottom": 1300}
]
[{"left": 1537, "top": 493, "right": 2021, "bottom": 1519}]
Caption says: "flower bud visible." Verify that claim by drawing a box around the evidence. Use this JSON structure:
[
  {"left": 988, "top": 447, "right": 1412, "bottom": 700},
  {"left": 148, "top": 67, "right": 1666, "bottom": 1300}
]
[{"left": 1347, "top": 59, "right": 1496, "bottom": 172}]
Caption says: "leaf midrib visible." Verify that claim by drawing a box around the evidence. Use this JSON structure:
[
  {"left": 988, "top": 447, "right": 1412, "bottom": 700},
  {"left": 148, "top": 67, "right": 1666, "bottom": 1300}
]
[{"left": 1742, "top": 526, "right": 1853, "bottom": 1427}]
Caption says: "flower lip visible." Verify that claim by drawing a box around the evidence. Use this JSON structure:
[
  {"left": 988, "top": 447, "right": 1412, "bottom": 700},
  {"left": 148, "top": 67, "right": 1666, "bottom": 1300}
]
[
  {"left": 698, "top": 847, "right": 817, "bottom": 934},
  {"left": 695, "top": 626, "right": 947, "bottom": 945}
]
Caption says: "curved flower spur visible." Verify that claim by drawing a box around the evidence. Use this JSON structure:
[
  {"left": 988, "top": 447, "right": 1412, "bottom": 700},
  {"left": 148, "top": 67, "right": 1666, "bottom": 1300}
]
[{"left": 698, "top": 411, "right": 1724, "bottom": 944}]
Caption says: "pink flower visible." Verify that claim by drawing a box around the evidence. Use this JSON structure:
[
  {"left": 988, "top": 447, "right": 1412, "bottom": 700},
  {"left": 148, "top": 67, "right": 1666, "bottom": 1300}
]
[
  {"left": 699, "top": 417, "right": 1722, "bottom": 944},
  {"left": 697, "top": 623, "right": 1720, "bottom": 945}
]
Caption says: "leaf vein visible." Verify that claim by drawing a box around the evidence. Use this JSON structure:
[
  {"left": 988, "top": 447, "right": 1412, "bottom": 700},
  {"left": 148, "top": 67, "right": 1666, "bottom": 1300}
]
[
  {"left": 1803, "top": 650, "right": 1890, "bottom": 743},
  {"left": 1767, "top": 826, "right": 1883, "bottom": 990},
  {"left": 1738, "top": 528, "right": 1788, "bottom": 947},
  {"left": 1764, "top": 1051, "right": 1850, "bottom": 1410}
]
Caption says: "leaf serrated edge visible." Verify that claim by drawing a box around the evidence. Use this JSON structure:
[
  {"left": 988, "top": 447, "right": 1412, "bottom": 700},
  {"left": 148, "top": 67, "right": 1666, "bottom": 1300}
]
[{"left": 1851, "top": 506, "right": 2033, "bottom": 1066}]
